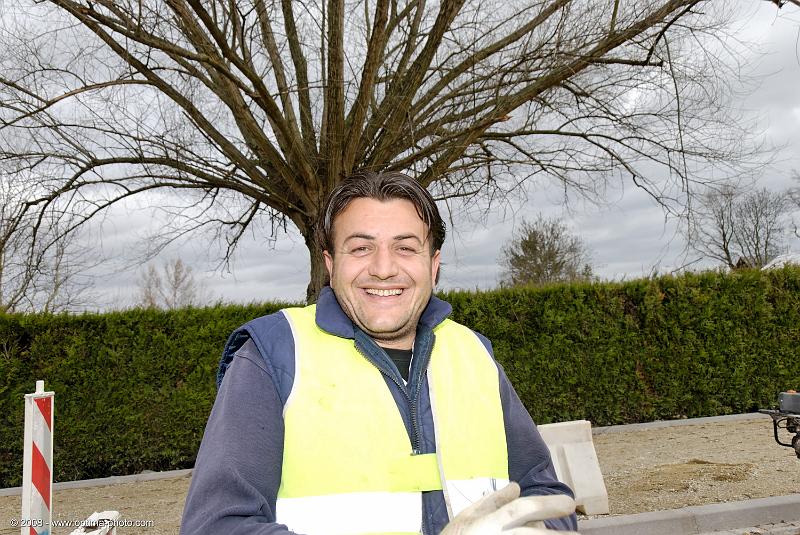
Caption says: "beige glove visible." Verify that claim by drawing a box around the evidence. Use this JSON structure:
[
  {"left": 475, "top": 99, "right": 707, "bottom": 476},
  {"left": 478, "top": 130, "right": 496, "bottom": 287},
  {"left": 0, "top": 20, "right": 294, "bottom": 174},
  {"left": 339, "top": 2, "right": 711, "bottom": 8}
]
[{"left": 440, "top": 482, "right": 579, "bottom": 535}]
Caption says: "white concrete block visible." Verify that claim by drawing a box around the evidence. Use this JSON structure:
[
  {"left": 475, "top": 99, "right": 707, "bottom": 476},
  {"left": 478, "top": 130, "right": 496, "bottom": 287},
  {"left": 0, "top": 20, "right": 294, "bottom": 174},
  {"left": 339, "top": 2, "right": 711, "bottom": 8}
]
[{"left": 538, "top": 420, "right": 609, "bottom": 515}]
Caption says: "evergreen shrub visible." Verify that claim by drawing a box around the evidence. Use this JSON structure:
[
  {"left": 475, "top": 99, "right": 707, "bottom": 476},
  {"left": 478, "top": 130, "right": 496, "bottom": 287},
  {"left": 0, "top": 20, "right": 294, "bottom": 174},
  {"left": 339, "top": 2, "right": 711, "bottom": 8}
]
[{"left": 444, "top": 267, "right": 799, "bottom": 425}]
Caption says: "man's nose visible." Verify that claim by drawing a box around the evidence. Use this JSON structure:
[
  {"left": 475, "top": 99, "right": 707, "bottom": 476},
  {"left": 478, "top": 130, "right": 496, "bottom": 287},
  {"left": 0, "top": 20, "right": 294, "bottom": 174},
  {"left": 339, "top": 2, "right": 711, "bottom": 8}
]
[{"left": 368, "top": 246, "right": 399, "bottom": 279}]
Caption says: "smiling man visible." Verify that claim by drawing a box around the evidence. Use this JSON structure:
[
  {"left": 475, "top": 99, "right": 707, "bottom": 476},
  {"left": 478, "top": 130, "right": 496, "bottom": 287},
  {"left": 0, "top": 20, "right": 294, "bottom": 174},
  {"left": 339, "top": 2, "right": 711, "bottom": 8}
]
[
  {"left": 180, "top": 171, "right": 578, "bottom": 535},
  {"left": 323, "top": 195, "right": 439, "bottom": 350}
]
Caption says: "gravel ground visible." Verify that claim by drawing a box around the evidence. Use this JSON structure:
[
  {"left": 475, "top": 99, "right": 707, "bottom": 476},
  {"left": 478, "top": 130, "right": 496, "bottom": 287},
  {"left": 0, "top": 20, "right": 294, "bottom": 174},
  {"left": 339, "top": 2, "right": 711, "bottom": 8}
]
[{"left": 1, "top": 413, "right": 798, "bottom": 534}]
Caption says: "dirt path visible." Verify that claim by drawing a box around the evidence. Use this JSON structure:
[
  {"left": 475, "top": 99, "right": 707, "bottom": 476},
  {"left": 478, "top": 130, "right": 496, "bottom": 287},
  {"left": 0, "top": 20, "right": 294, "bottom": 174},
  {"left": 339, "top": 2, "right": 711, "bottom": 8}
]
[{"left": 1, "top": 414, "right": 797, "bottom": 534}]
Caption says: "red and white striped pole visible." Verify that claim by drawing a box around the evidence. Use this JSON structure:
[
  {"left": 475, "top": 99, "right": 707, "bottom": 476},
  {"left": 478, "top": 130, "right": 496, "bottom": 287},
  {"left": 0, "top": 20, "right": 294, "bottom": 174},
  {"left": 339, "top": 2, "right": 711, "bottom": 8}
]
[{"left": 21, "top": 380, "right": 54, "bottom": 535}]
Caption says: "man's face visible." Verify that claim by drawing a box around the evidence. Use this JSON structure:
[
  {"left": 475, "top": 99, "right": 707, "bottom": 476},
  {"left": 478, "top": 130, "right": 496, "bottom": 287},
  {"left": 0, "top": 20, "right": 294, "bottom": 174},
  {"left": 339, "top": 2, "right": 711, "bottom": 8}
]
[{"left": 323, "top": 197, "right": 440, "bottom": 350}]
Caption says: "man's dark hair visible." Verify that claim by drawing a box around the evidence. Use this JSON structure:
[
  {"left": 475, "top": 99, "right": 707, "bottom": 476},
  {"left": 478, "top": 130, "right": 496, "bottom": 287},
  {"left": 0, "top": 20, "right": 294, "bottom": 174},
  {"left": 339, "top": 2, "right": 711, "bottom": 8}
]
[{"left": 318, "top": 170, "right": 446, "bottom": 256}]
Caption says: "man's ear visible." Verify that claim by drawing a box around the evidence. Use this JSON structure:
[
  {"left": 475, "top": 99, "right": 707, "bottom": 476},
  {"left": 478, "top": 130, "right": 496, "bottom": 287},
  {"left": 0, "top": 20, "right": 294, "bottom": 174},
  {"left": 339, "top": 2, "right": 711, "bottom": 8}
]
[
  {"left": 431, "top": 249, "right": 441, "bottom": 284},
  {"left": 323, "top": 250, "right": 334, "bottom": 277}
]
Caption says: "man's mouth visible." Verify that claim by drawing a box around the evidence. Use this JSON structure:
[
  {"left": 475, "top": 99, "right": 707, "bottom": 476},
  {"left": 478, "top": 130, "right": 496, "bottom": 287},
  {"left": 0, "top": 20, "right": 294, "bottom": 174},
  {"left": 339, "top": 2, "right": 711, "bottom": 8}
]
[{"left": 364, "top": 288, "right": 404, "bottom": 296}]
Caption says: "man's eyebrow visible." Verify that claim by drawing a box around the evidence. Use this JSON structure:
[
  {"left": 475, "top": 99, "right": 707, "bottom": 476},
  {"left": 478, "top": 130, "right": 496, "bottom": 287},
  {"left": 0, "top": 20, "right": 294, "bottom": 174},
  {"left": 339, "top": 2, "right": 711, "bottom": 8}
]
[
  {"left": 393, "top": 234, "right": 423, "bottom": 243},
  {"left": 343, "top": 233, "right": 376, "bottom": 242}
]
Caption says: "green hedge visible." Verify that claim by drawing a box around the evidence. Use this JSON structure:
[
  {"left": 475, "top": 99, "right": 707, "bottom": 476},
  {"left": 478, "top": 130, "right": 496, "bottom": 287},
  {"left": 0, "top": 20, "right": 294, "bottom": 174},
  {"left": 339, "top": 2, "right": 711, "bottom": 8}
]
[
  {"left": 444, "top": 267, "right": 800, "bottom": 425},
  {"left": 0, "top": 303, "right": 286, "bottom": 487},
  {"left": 1, "top": 268, "right": 798, "bottom": 487}
]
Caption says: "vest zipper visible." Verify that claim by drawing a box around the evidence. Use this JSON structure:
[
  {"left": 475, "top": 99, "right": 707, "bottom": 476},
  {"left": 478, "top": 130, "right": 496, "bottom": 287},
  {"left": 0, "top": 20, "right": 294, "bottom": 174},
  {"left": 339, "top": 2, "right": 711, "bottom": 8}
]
[{"left": 354, "top": 340, "right": 423, "bottom": 454}]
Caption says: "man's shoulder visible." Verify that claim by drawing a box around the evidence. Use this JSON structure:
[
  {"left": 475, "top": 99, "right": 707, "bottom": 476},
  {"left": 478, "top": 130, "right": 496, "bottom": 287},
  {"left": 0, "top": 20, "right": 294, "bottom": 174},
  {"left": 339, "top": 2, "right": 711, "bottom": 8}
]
[
  {"left": 237, "top": 307, "right": 292, "bottom": 336},
  {"left": 232, "top": 303, "right": 322, "bottom": 356},
  {"left": 217, "top": 307, "right": 299, "bottom": 389},
  {"left": 435, "top": 317, "right": 495, "bottom": 357}
]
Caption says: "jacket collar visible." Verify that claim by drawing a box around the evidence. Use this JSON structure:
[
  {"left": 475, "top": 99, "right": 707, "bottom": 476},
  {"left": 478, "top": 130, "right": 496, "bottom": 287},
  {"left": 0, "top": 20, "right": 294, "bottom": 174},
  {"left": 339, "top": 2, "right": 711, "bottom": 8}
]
[{"left": 315, "top": 286, "right": 452, "bottom": 339}]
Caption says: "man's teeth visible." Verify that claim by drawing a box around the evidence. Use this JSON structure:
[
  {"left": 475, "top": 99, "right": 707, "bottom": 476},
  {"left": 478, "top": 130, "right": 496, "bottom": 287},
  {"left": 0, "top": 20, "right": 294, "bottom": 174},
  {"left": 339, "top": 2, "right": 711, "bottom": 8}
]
[{"left": 365, "top": 288, "right": 403, "bottom": 296}]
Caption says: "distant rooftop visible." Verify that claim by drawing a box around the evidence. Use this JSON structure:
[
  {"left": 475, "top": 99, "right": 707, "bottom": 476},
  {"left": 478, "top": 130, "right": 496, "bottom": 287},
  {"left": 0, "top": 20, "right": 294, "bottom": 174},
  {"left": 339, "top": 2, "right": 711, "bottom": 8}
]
[{"left": 762, "top": 252, "right": 800, "bottom": 270}]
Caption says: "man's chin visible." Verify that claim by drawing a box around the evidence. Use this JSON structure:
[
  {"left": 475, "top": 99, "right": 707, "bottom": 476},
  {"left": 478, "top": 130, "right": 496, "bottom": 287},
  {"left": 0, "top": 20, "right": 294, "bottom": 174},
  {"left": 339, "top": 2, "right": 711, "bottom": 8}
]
[
  {"left": 361, "top": 323, "right": 414, "bottom": 344},
  {"left": 363, "top": 324, "right": 405, "bottom": 338}
]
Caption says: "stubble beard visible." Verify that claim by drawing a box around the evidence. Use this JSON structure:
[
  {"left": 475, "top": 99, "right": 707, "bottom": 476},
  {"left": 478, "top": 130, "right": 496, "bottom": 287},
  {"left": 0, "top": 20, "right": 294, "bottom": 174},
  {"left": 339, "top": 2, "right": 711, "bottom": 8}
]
[{"left": 350, "top": 304, "right": 419, "bottom": 349}]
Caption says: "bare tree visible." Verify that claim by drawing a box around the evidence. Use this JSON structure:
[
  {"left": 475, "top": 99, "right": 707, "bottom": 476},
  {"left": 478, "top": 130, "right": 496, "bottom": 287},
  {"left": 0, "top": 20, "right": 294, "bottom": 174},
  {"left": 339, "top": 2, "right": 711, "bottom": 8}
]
[
  {"left": 688, "top": 184, "right": 790, "bottom": 269},
  {"left": 136, "top": 258, "right": 212, "bottom": 309},
  {"left": 500, "top": 216, "right": 593, "bottom": 287},
  {"left": 0, "top": 0, "right": 771, "bottom": 300},
  {"left": 1, "top": 177, "right": 94, "bottom": 313},
  {"left": 734, "top": 188, "right": 791, "bottom": 267}
]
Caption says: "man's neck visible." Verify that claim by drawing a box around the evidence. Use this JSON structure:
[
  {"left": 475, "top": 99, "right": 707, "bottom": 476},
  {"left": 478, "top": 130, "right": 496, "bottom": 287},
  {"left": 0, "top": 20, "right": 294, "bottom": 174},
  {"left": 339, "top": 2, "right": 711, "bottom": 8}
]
[
  {"left": 377, "top": 339, "right": 414, "bottom": 351},
  {"left": 381, "top": 346, "right": 413, "bottom": 383}
]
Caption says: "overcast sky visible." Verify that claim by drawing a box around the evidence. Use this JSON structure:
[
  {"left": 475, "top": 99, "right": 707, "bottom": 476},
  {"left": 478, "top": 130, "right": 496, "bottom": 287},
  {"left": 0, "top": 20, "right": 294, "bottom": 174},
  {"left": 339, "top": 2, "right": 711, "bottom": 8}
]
[{"left": 81, "top": 0, "right": 800, "bottom": 311}]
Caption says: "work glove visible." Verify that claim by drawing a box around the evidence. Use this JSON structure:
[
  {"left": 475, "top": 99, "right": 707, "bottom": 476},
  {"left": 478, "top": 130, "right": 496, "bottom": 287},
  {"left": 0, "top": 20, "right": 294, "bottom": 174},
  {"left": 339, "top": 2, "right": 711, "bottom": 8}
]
[{"left": 440, "top": 482, "right": 579, "bottom": 535}]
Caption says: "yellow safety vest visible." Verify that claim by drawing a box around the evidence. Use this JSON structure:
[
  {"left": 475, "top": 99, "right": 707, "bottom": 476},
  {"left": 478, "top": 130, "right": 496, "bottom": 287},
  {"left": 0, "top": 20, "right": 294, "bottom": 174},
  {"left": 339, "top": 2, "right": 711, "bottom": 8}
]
[{"left": 276, "top": 305, "right": 509, "bottom": 535}]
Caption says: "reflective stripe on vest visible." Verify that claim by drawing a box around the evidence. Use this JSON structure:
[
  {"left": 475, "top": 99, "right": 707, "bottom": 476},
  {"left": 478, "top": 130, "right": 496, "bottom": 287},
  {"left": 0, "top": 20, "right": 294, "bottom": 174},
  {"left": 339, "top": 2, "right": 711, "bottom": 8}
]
[{"left": 277, "top": 305, "right": 508, "bottom": 535}]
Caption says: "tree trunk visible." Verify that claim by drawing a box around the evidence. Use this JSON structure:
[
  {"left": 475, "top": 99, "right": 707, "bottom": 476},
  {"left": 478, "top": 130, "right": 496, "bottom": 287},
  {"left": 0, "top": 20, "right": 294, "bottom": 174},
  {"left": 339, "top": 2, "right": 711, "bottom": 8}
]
[{"left": 305, "top": 231, "right": 329, "bottom": 303}]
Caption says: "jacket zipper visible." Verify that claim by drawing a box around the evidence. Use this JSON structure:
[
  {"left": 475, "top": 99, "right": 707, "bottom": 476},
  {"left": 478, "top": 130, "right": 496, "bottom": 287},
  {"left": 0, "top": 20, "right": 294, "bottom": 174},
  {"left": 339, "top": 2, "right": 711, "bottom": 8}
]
[{"left": 410, "top": 355, "right": 427, "bottom": 456}]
